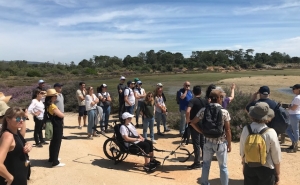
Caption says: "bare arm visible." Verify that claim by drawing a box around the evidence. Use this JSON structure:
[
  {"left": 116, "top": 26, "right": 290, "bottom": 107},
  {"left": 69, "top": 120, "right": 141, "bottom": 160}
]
[
  {"left": 228, "top": 83, "right": 235, "bottom": 102},
  {"left": 53, "top": 108, "right": 64, "bottom": 118},
  {"left": 186, "top": 107, "right": 191, "bottom": 124},
  {"left": 224, "top": 120, "right": 232, "bottom": 152},
  {"left": 180, "top": 90, "right": 187, "bottom": 99},
  {"left": 289, "top": 104, "right": 298, "bottom": 111},
  {"left": 190, "top": 117, "right": 202, "bottom": 134},
  {"left": 0, "top": 133, "right": 14, "bottom": 184}
]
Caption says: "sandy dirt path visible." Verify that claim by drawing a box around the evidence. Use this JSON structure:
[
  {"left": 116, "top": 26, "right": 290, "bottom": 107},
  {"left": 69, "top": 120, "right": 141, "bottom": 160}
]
[{"left": 24, "top": 112, "right": 300, "bottom": 185}]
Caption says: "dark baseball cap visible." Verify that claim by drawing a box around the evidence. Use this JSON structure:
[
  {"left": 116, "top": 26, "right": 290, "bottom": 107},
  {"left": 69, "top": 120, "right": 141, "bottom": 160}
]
[
  {"left": 53, "top": 83, "right": 63, "bottom": 88},
  {"left": 258, "top": 86, "right": 270, "bottom": 95},
  {"left": 290, "top": 84, "right": 300, "bottom": 89},
  {"left": 127, "top": 81, "right": 135, "bottom": 86}
]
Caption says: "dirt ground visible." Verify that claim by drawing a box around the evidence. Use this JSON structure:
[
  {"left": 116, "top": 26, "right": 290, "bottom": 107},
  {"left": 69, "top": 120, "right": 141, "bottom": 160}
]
[{"left": 25, "top": 113, "right": 300, "bottom": 185}]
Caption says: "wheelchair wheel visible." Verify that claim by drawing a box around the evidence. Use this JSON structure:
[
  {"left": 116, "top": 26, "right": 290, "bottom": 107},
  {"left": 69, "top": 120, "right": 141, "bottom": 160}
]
[{"left": 103, "top": 138, "right": 123, "bottom": 160}]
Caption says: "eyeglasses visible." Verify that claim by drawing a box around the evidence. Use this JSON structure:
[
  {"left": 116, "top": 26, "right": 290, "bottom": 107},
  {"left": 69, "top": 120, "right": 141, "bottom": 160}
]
[
  {"left": 15, "top": 117, "right": 27, "bottom": 122},
  {"left": 186, "top": 85, "right": 190, "bottom": 87},
  {"left": 148, "top": 95, "right": 153, "bottom": 97}
]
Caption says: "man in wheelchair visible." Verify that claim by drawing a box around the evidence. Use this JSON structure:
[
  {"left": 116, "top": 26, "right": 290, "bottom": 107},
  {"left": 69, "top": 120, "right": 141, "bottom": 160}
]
[{"left": 120, "top": 112, "right": 161, "bottom": 171}]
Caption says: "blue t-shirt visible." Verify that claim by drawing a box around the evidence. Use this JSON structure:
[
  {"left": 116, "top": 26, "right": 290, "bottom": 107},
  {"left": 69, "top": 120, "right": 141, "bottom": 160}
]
[
  {"left": 246, "top": 98, "right": 277, "bottom": 112},
  {"left": 179, "top": 89, "right": 193, "bottom": 111}
]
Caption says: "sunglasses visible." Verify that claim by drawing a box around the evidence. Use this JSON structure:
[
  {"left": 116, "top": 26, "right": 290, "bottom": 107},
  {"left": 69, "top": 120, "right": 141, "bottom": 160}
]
[
  {"left": 16, "top": 117, "right": 27, "bottom": 122},
  {"left": 186, "top": 85, "right": 190, "bottom": 87},
  {"left": 148, "top": 95, "right": 153, "bottom": 97}
]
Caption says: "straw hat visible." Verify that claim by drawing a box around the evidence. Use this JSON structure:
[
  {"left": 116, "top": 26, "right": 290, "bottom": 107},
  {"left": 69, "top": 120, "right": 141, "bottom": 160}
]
[
  {"left": 46, "top": 89, "right": 58, "bottom": 96},
  {"left": 0, "top": 101, "right": 10, "bottom": 116},
  {"left": 0, "top": 92, "right": 12, "bottom": 103}
]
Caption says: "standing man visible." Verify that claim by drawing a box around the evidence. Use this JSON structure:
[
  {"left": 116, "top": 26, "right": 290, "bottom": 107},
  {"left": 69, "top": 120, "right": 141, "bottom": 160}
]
[
  {"left": 124, "top": 81, "right": 135, "bottom": 114},
  {"left": 117, "top": 76, "right": 126, "bottom": 121},
  {"left": 76, "top": 82, "right": 87, "bottom": 129},
  {"left": 134, "top": 81, "right": 146, "bottom": 128},
  {"left": 186, "top": 85, "right": 207, "bottom": 169},
  {"left": 32, "top": 79, "right": 47, "bottom": 100},
  {"left": 54, "top": 83, "right": 67, "bottom": 139},
  {"left": 179, "top": 81, "right": 193, "bottom": 136}
]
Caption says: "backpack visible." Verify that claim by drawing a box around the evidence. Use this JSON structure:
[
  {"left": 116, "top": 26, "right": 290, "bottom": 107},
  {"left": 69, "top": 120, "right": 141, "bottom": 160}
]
[
  {"left": 244, "top": 125, "right": 269, "bottom": 167},
  {"left": 268, "top": 103, "right": 289, "bottom": 134},
  {"left": 200, "top": 105, "right": 224, "bottom": 138},
  {"left": 122, "top": 87, "right": 131, "bottom": 98}
]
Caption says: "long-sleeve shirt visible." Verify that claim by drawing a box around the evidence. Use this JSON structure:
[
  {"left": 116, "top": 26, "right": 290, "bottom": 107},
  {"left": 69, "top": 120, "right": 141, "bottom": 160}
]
[
  {"left": 85, "top": 94, "right": 98, "bottom": 111},
  {"left": 28, "top": 99, "right": 45, "bottom": 120},
  {"left": 240, "top": 122, "right": 281, "bottom": 169}
]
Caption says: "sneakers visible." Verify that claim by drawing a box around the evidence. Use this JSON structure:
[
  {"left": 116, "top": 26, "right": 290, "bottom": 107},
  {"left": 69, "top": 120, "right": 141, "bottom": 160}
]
[
  {"left": 78, "top": 126, "right": 82, "bottom": 129},
  {"left": 52, "top": 163, "right": 65, "bottom": 168},
  {"left": 187, "top": 163, "right": 202, "bottom": 170},
  {"left": 48, "top": 158, "right": 61, "bottom": 162},
  {"left": 41, "top": 141, "right": 49, "bottom": 145},
  {"left": 36, "top": 143, "right": 43, "bottom": 148},
  {"left": 157, "top": 132, "right": 164, "bottom": 136},
  {"left": 151, "top": 159, "right": 161, "bottom": 166},
  {"left": 151, "top": 140, "right": 157, "bottom": 144},
  {"left": 87, "top": 136, "right": 93, "bottom": 140},
  {"left": 143, "top": 163, "right": 156, "bottom": 171}
]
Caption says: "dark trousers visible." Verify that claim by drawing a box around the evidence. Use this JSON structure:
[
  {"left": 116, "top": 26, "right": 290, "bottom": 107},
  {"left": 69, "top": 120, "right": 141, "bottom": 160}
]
[
  {"left": 33, "top": 117, "right": 45, "bottom": 144},
  {"left": 118, "top": 101, "right": 125, "bottom": 122},
  {"left": 133, "top": 139, "right": 153, "bottom": 154},
  {"left": 190, "top": 127, "right": 204, "bottom": 164},
  {"left": 49, "top": 117, "right": 63, "bottom": 166},
  {"left": 244, "top": 164, "right": 275, "bottom": 185}
]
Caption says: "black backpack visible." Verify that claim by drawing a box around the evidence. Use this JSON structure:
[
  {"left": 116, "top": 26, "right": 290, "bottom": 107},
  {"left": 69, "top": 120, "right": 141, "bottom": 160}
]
[
  {"left": 200, "top": 105, "right": 224, "bottom": 138},
  {"left": 268, "top": 103, "right": 289, "bottom": 134}
]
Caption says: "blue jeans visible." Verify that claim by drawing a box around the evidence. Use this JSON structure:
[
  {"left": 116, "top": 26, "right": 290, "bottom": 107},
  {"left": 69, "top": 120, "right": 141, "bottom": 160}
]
[
  {"left": 125, "top": 105, "right": 134, "bottom": 114},
  {"left": 180, "top": 110, "right": 186, "bottom": 134},
  {"left": 286, "top": 114, "right": 300, "bottom": 142},
  {"left": 155, "top": 111, "right": 167, "bottom": 133},
  {"left": 101, "top": 106, "right": 111, "bottom": 131},
  {"left": 201, "top": 141, "right": 229, "bottom": 185},
  {"left": 136, "top": 101, "right": 144, "bottom": 124},
  {"left": 87, "top": 109, "right": 96, "bottom": 134},
  {"left": 143, "top": 117, "right": 154, "bottom": 140}
]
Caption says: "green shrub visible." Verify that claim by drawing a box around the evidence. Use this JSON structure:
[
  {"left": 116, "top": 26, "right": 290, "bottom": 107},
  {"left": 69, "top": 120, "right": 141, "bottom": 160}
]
[
  {"left": 166, "top": 112, "right": 180, "bottom": 130},
  {"left": 27, "top": 70, "right": 42, "bottom": 77},
  {"left": 62, "top": 81, "right": 80, "bottom": 112}
]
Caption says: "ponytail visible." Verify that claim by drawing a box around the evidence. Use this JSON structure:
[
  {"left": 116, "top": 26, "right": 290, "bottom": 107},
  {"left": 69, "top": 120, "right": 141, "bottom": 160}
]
[{"left": 0, "top": 115, "right": 8, "bottom": 137}]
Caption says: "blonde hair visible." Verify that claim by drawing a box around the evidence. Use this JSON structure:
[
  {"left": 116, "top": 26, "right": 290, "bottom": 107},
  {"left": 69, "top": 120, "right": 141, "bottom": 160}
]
[
  {"left": 0, "top": 107, "right": 25, "bottom": 137},
  {"left": 144, "top": 92, "right": 154, "bottom": 106}
]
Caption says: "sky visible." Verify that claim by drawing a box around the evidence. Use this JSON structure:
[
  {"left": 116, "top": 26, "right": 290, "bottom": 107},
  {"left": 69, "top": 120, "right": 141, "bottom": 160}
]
[{"left": 0, "top": 0, "right": 300, "bottom": 64}]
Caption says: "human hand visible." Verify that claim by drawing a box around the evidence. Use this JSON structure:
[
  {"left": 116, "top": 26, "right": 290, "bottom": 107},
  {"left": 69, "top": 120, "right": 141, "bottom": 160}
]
[
  {"left": 227, "top": 144, "right": 231, "bottom": 152},
  {"left": 5, "top": 174, "right": 13, "bottom": 185},
  {"left": 23, "top": 143, "right": 32, "bottom": 153},
  {"left": 35, "top": 111, "right": 41, "bottom": 116},
  {"left": 275, "top": 175, "right": 280, "bottom": 185},
  {"left": 231, "top": 83, "right": 236, "bottom": 90}
]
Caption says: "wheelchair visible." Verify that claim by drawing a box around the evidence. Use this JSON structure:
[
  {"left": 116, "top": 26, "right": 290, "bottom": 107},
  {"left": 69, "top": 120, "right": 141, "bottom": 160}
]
[{"left": 94, "top": 124, "right": 192, "bottom": 168}]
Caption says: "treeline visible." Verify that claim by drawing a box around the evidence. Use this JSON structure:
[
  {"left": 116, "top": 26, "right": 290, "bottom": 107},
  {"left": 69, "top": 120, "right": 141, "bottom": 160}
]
[{"left": 1, "top": 49, "right": 300, "bottom": 78}]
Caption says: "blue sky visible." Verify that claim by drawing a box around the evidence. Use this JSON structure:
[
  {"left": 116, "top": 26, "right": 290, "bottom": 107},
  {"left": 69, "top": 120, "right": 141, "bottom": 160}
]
[{"left": 0, "top": 0, "right": 299, "bottom": 63}]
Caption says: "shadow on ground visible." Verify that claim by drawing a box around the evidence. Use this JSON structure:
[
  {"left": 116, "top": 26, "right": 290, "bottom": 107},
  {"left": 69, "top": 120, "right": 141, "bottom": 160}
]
[{"left": 197, "top": 177, "right": 243, "bottom": 185}]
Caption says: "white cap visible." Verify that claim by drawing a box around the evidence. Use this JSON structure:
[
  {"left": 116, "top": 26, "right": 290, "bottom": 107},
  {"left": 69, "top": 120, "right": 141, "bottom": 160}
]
[
  {"left": 122, "top": 112, "right": 134, "bottom": 119},
  {"left": 103, "top": 84, "right": 107, "bottom": 87},
  {"left": 157, "top": 83, "right": 163, "bottom": 86},
  {"left": 120, "top": 76, "right": 126, "bottom": 80},
  {"left": 38, "top": 79, "right": 45, "bottom": 84}
]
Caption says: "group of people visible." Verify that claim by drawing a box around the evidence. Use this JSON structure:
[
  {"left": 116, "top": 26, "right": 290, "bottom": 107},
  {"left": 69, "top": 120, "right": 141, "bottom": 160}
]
[{"left": 0, "top": 75, "right": 299, "bottom": 185}]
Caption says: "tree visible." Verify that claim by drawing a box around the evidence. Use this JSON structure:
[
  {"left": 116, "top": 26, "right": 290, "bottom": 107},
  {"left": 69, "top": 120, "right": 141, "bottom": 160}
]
[{"left": 146, "top": 50, "right": 157, "bottom": 65}]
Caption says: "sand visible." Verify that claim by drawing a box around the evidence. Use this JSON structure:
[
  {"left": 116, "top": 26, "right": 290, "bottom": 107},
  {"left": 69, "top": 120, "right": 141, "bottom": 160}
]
[{"left": 24, "top": 112, "right": 300, "bottom": 185}]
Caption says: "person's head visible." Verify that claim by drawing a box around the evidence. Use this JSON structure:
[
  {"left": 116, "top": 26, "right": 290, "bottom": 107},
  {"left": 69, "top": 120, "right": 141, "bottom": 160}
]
[
  {"left": 38, "top": 79, "right": 45, "bottom": 88},
  {"left": 136, "top": 81, "right": 142, "bottom": 88},
  {"left": 156, "top": 83, "right": 163, "bottom": 89},
  {"left": 0, "top": 92, "right": 12, "bottom": 103},
  {"left": 120, "top": 76, "right": 126, "bottom": 84},
  {"left": 258, "top": 86, "right": 270, "bottom": 99},
  {"left": 290, "top": 84, "right": 300, "bottom": 95},
  {"left": 101, "top": 84, "right": 108, "bottom": 92},
  {"left": 145, "top": 92, "right": 154, "bottom": 105},
  {"left": 45, "top": 89, "right": 58, "bottom": 108},
  {"left": 0, "top": 101, "right": 10, "bottom": 125},
  {"left": 79, "top": 82, "right": 86, "bottom": 90},
  {"left": 54, "top": 83, "right": 63, "bottom": 93},
  {"left": 0, "top": 107, "right": 26, "bottom": 136},
  {"left": 183, "top": 81, "right": 191, "bottom": 90},
  {"left": 209, "top": 89, "right": 225, "bottom": 104},
  {"left": 86, "top": 86, "right": 94, "bottom": 95},
  {"left": 206, "top": 84, "right": 216, "bottom": 99},
  {"left": 249, "top": 102, "right": 274, "bottom": 124},
  {"left": 122, "top": 112, "right": 134, "bottom": 124},
  {"left": 35, "top": 89, "right": 46, "bottom": 101},
  {"left": 134, "top": 78, "right": 140, "bottom": 83},
  {"left": 193, "top": 85, "right": 202, "bottom": 96},
  {"left": 127, "top": 81, "right": 135, "bottom": 89}
]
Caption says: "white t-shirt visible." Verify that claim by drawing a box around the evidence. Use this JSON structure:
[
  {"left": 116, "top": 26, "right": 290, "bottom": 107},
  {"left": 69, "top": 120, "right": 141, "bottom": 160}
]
[
  {"left": 289, "top": 95, "right": 300, "bottom": 114},
  {"left": 98, "top": 92, "right": 110, "bottom": 106},
  {"left": 134, "top": 88, "right": 146, "bottom": 101},
  {"left": 85, "top": 94, "right": 98, "bottom": 111},
  {"left": 124, "top": 88, "right": 135, "bottom": 106},
  {"left": 28, "top": 99, "right": 45, "bottom": 119},
  {"left": 155, "top": 96, "right": 165, "bottom": 113},
  {"left": 120, "top": 123, "right": 140, "bottom": 147},
  {"left": 76, "top": 89, "right": 86, "bottom": 106}
]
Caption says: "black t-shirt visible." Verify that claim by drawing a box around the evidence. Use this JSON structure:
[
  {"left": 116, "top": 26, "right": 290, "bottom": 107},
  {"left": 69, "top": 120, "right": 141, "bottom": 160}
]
[
  {"left": 188, "top": 97, "right": 207, "bottom": 120},
  {"left": 246, "top": 98, "right": 277, "bottom": 112},
  {"left": 117, "top": 83, "right": 126, "bottom": 101}
]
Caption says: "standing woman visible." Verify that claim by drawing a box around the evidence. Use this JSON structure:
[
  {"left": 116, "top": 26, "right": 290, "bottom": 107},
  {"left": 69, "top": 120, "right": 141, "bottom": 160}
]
[
  {"left": 134, "top": 81, "right": 146, "bottom": 128},
  {"left": 85, "top": 86, "right": 99, "bottom": 139},
  {"left": 0, "top": 107, "right": 32, "bottom": 185},
  {"left": 286, "top": 84, "right": 300, "bottom": 153},
  {"left": 45, "top": 89, "right": 65, "bottom": 167},
  {"left": 28, "top": 89, "right": 47, "bottom": 148},
  {"left": 97, "top": 84, "right": 111, "bottom": 132},
  {"left": 141, "top": 92, "right": 156, "bottom": 144},
  {"left": 154, "top": 86, "right": 169, "bottom": 136}
]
